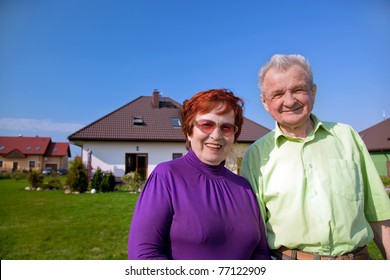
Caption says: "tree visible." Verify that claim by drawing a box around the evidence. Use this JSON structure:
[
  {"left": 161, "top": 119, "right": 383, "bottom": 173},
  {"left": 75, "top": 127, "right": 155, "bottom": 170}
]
[{"left": 66, "top": 156, "right": 88, "bottom": 193}]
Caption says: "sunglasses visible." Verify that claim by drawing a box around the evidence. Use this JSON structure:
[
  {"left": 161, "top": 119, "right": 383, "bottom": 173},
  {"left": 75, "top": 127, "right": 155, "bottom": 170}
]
[{"left": 193, "top": 119, "right": 238, "bottom": 137}]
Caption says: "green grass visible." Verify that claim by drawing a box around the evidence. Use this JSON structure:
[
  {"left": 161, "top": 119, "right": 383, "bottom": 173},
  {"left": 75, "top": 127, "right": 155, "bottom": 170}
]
[
  {"left": 0, "top": 178, "right": 139, "bottom": 259},
  {"left": 0, "top": 178, "right": 384, "bottom": 260}
]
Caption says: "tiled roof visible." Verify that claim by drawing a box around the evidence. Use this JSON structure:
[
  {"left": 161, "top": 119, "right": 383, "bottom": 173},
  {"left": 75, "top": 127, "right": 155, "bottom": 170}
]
[
  {"left": 0, "top": 136, "right": 71, "bottom": 157},
  {"left": 69, "top": 95, "right": 185, "bottom": 142},
  {"left": 68, "top": 92, "right": 271, "bottom": 143},
  {"left": 46, "top": 142, "right": 72, "bottom": 157},
  {"left": 238, "top": 117, "right": 271, "bottom": 142},
  {"left": 359, "top": 118, "right": 390, "bottom": 151}
]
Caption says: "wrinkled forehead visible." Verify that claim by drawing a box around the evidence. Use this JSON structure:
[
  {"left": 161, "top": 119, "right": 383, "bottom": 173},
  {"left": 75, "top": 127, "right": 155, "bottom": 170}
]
[{"left": 263, "top": 66, "right": 310, "bottom": 91}]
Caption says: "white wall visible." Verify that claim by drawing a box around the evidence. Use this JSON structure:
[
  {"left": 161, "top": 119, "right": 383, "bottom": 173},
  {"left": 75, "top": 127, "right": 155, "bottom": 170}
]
[{"left": 81, "top": 141, "right": 188, "bottom": 177}]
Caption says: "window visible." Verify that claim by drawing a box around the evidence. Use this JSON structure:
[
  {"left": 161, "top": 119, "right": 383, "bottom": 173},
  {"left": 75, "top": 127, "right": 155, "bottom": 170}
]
[
  {"left": 35, "top": 146, "right": 41, "bottom": 151},
  {"left": 171, "top": 118, "right": 181, "bottom": 127},
  {"left": 0, "top": 146, "right": 5, "bottom": 151},
  {"left": 172, "top": 153, "right": 182, "bottom": 160},
  {"left": 0, "top": 161, "right": 3, "bottom": 168},
  {"left": 29, "top": 161, "right": 36, "bottom": 168},
  {"left": 26, "top": 146, "right": 32, "bottom": 151},
  {"left": 133, "top": 116, "right": 144, "bottom": 126}
]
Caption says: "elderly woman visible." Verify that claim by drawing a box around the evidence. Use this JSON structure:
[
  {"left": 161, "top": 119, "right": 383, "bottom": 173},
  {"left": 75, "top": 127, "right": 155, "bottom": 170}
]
[{"left": 128, "top": 89, "right": 270, "bottom": 260}]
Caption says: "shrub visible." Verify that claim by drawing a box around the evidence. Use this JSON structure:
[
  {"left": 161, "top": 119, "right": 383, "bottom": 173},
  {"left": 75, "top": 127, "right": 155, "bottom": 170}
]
[
  {"left": 11, "top": 171, "right": 28, "bottom": 181},
  {"left": 380, "top": 176, "right": 390, "bottom": 186},
  {"left": 66, "top": 156, "right": 88, "bottom": 193},
  {"left": 0, "top": 171, "right": 11, "bottom": 179},
  {"left": 91, "top": 167, "right": 104, "bottom": 192},
  {"left": 45, "top": 173, "right": 63, "bottom": 189},
  {"left": 101, "top": 171, "right": 116, "bottom": 192},
  {"left": 28, "top": 170, "right": 44, "bottom": 188},
  {"left": 122, "top": 172, "right": 143, "bottom": 192},
  {"left": 380, "top": 176, "right": 390, "bottom": 198}
]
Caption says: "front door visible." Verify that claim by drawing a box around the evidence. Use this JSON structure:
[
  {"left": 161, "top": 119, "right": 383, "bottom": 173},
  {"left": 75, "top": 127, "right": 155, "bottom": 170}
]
[
  {"left": 125, "top": 153, "right": 148, "bottom": 180},
  {"left": 12, "top": 162, "right": 18, "bottom": 172}
]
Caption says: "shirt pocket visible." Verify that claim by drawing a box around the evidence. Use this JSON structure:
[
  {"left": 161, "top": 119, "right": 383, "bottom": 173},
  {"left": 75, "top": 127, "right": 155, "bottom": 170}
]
[{"left": 329, "top": 159, "right": 363, "bottom": 202}]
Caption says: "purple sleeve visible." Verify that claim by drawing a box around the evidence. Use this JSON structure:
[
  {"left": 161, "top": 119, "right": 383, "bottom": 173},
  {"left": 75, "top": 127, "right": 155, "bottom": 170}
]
[
  {"left": 128, "top": 171, "right": 173, "bottom": 259},
  {"left": 246, "top": 181, "right": 271, "bottom": 260},
  {"left": 251, "top": 215, "right": 271, "bottom": 260}
]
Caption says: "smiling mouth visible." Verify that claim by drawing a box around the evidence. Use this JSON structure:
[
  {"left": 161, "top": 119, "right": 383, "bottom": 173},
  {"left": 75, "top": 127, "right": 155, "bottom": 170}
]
[
  {"left": 282, "top": 106, "right": 302, "bottom": 113},
  {"left": 205, "top": 143, "right": 222, "bottom": 149}
]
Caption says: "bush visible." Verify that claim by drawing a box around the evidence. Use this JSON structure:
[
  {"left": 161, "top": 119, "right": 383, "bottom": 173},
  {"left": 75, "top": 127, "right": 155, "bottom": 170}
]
[
  {"left": 90, "top": 168, "right": 116, "bottom": 192},
  {"left": 0, "top": 171, "right": 11, "bottom": 179},
  {"left": 101, "top": 171, "right": 116, "bottom": 192},
  {"left": 122, "top": 172, "right": 143, "bottom": 192},
  {"left": 44, "top": 173, "right": 63, "bottom": 189},
  {"left": 380, "top": 176, "right": 390, "bottom": 186},
  {"left": 66, "top": 156, "right": 88, "bottom": 193},
  {"left": 91, "top": 167, "right": 104, "bottom": 192},
  {"left": 11, "top": 171, "right": 28, "bottom": 181},
  {"left": 28, "top": 170, "right": 44, "bottom": 188}
]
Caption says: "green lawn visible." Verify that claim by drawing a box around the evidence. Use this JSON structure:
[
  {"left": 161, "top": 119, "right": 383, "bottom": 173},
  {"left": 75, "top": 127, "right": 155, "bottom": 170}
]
[
  {"left": 0, "top": 178, "right": 139, "bottom": 259},
  {"left": 0, "top": 178, "right": 384, "bottom": 260}
]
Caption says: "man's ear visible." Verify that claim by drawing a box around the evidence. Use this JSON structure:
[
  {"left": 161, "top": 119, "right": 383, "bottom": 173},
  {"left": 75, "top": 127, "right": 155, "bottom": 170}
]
[
  {"left": 311, "top": 84, "right": 317, "bottom": 97},
  {"left": 261, "top": 95, "right": 269, "bottom": 113},
  {"left": 311, "top": 84, "right": 317, "bottom": 104}
]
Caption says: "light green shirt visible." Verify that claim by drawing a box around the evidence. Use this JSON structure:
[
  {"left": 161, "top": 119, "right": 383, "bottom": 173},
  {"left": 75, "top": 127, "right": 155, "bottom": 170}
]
[{"left": 242, "top": 114, "right": 390, "bottom": 255}]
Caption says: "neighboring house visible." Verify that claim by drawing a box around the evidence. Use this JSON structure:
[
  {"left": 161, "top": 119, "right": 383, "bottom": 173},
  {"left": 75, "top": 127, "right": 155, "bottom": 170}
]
[
  {"left": 359, "top": 118, "right": 390, "bottom": 177},
  {"left": 68, "top": 89, "right": 270, "bottom": 179},
  {"left": 0, "top": 136, "right": 71, "bottom": 173}
]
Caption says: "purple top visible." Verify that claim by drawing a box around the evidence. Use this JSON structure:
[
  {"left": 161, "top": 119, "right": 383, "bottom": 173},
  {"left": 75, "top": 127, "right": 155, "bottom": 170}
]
[{"left": 128, "top": 149, "right": 270, "bottom": 260}]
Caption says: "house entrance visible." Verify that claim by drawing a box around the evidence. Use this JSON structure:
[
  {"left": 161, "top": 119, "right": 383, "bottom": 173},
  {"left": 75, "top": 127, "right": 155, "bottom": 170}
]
[
  {"left": 125, "top": 153, "right": 148, "bottom": 180},
  {"left": 12, "top": 162, "right": 18, "bottom": 172}
]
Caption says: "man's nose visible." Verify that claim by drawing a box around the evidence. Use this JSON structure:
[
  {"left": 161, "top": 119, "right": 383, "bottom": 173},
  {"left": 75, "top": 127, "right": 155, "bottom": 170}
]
[{"left": 283, "top": 91, "right": 296, "bottom": 106}]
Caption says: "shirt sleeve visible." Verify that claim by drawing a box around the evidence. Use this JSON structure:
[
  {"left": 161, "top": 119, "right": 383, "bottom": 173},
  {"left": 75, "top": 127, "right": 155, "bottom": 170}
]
[
  {"left": 242, "top": 143, "right": 267, "bottom": 224},
  {"left": 128, "top": 170, "right": 173, "bottom": 259}
]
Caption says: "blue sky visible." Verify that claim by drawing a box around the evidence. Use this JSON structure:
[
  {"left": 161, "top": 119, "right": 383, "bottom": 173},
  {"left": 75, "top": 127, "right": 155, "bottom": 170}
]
[{"left": 1, "top": 0, "right": 389, "bottom": 157}]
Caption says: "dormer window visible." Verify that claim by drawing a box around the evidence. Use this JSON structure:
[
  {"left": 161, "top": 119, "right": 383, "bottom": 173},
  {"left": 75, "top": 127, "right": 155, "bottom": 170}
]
[
  {"left": 171, "top": 118, "right": 181, "bottom": 127},
  {"left": 133, "top": 116, "right": 144, "bottom": 126},
  {"left": 35, "top": 146, "right": 41, "bottom": 151},
  {"left": 26, "top": 146, "right": 32, "bottom": 151}
]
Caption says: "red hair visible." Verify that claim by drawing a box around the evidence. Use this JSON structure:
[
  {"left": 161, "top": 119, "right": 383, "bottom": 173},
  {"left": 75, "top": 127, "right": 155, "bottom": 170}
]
[{"left": 181, "top": 89, "right": 244, "bottom": 148}]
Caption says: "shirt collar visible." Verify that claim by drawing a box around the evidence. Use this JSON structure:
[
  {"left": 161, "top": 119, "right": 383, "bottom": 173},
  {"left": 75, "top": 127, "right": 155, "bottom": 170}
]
[{"left": 274, "top": 114, "right": 333, "bottom": 147}]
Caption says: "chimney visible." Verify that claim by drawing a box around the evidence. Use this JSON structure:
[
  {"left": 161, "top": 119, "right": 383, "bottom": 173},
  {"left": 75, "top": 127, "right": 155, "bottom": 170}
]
[{"left": 152, "top": 89, "right": 160, "bottom": 108}]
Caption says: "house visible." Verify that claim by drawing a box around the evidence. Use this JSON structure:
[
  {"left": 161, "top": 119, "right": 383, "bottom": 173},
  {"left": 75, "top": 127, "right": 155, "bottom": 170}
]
[
  {"left": 359, "top": 118, "right": 390, "bottom": 177},
  {"left": 0, "top": 136, "right": 71, "bottom": 173},
  {"left": 68, "top": 89, "right": 270, "bottom": 179}
]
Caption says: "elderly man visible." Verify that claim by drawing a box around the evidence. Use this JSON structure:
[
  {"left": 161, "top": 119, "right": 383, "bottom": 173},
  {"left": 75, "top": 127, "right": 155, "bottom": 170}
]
[{"left": 242, "top": 54, "right": 390, "bottom": 260}]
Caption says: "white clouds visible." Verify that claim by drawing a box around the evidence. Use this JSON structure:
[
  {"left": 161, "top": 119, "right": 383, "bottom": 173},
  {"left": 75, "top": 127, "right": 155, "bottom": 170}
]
[{"left": 0, "top": 118, "right": 84, "bottom": 133}]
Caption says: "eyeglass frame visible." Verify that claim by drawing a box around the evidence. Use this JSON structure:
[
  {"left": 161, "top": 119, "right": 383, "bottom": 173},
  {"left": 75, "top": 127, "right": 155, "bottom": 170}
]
[{"left": 192, "top": 119, "right": 239, "bottom": 137}]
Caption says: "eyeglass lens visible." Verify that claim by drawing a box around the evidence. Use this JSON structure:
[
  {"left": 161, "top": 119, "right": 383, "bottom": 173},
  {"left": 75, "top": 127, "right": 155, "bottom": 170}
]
[{"left": 194, "top": 119, "right": 237, "bottom": 136}]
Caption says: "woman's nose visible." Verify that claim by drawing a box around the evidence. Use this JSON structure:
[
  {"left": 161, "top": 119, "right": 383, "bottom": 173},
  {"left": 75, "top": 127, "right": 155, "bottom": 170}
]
[{"left": 209, "top": 125, "right": 223, "bottom": 139}]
